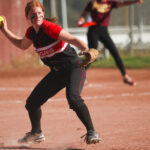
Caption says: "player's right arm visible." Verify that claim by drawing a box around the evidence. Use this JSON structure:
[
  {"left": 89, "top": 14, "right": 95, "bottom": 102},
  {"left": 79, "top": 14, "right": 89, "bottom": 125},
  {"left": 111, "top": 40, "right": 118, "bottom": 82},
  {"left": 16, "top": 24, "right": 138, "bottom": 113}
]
[
  {"left": 78, "top": 11, "right": 88, "bottom": 25},
  {"left": 78, "top": 1, "right": 92, "bottom": 25},
  {"left": 0, "top": 17, "right": 32, "bottom": 50}
]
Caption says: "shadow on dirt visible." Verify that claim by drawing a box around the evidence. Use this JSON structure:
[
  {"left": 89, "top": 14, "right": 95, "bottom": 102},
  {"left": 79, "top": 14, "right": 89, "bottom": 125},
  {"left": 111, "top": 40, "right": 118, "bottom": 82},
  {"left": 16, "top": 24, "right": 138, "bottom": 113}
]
[
  {"left": 65, "top": 148, "right": 84, "bottom": 150},
  {"left": 0, "top": 147, "right": 85, "bottom": 150},
  {"left": 0, "top": 147, "right": 48, "bottom": 150}
]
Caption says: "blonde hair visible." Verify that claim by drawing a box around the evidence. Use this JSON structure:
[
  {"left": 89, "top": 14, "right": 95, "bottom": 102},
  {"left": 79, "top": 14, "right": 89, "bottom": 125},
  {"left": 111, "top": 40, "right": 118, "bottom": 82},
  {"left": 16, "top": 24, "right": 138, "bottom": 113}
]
[{"left": 25, "top": 0, "right": 57, "bottom": 23}]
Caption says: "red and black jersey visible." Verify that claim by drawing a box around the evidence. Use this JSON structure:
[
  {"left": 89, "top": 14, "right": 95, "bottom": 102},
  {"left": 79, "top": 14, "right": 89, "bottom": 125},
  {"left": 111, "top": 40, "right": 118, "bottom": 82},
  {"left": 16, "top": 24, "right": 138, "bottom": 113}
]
[
  {"left": 25, "top": 20, "right": 78, "bottom": 67},
  {"left": 85, "top": 0, "right": 117, "bottom": 26},
  {"left": 25, "top": 20, "right": 69, "bottom": 59}
]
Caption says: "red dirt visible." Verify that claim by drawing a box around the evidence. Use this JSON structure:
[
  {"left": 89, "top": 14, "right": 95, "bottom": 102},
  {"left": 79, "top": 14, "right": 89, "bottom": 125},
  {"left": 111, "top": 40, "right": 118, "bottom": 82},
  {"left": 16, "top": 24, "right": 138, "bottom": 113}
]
[{"left": 0, "top": 68, "right": 150, "bottom": 150}]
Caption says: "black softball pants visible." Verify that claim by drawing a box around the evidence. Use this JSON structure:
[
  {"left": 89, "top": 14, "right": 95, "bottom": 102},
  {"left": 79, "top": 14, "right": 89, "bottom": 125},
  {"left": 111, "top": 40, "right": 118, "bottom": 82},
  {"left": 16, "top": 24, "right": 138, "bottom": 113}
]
[
  {"left": 87, "top": 26, "right": 126, "bottom": 76},
  {"left": 25, "top": 66, "right": 94, "bottom": 133}
]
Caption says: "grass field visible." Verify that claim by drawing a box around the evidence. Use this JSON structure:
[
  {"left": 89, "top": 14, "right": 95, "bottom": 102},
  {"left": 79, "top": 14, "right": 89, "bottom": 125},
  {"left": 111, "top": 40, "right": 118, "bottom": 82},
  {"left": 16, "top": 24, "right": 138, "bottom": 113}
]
[
  {"left": 91, "top": 49, "right": 150, "bottom": 69},
  {"left": 91, "top": 55, "right": 150, "bottom": 68}
]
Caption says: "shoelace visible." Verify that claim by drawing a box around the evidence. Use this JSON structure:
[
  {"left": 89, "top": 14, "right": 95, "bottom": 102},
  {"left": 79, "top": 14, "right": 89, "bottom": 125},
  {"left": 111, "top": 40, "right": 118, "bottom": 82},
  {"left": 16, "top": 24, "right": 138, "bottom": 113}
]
[
  {"left": 23, "top": 132, "right": 32, "bottom": 140},
  {"left": 80, "top": 133, "right": 86, "bottom": 139},
  {"left": 80, "top": 131, "right": 94, "bottom": 139},
  {"left": 80, "top": 133, "right": 87, "bottom": 142}
]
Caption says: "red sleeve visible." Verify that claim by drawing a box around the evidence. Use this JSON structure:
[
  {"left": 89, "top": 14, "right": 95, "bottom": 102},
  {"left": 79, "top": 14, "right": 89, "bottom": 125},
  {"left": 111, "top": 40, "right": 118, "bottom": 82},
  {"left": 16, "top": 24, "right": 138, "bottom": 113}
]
[
  {"left": 42, "top": 20, "right": 62, "bottom": 40},
  {"left": 25, "top": 26, "right": 33, "bottom": 40}
]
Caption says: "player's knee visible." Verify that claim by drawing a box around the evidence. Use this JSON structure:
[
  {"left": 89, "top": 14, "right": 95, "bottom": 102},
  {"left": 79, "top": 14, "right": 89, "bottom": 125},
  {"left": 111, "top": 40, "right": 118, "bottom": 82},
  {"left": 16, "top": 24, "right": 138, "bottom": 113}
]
[
  {"left": 67, "top": 95, "right": 84, "bottom": 110},
  {"left": 25, "top": 101, "right": 39, "bottom": 111},
  {"left": 25, "top": 103, "right": 32, "bottom": 111}
]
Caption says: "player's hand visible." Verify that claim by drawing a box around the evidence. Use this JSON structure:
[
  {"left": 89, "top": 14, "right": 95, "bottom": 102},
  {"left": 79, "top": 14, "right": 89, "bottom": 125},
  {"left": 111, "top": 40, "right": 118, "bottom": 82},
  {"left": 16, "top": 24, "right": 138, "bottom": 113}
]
[
  {"left": 138, "top": 0, "right": 143, "bottom": 4},
  {"left": 78, "top": 17, "right": 85, "bottom": 26},
  {"left": 0, "top": 16, "right": 7, "bottom": 31},
  {"left": 79, "top": 48, "right": 99, "bottom": 68}
]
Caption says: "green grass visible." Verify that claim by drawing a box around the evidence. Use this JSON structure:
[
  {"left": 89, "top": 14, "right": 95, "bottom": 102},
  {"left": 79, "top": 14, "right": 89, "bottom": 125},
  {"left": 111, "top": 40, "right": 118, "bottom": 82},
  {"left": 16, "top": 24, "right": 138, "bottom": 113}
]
[{"left": 91, "top": 55, "right": 150, "bottom": 69}]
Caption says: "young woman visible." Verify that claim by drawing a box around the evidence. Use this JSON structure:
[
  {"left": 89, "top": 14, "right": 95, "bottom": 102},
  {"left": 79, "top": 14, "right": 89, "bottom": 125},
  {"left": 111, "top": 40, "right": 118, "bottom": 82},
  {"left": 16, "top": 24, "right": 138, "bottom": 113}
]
[
  {"left": 78, "top": 0, "right": 143, "bottom": 86},
  {"left": 0, "top": 0, "right": 100, "bottom": 145}
]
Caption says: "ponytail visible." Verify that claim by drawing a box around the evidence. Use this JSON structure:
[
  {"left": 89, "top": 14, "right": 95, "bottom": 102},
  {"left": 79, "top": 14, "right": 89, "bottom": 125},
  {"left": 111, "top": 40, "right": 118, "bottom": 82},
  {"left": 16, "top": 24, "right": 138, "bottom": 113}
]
[{"left": 45, "top": 17, "right": 58, "bottom": 24}]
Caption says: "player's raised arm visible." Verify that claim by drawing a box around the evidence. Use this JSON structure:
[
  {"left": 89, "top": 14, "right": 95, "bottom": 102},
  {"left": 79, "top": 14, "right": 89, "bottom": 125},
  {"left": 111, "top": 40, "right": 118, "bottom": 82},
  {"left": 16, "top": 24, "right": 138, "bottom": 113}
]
[
  {"left": 77, "top": 0, "right": 92, "bottom": 26},
  {"left": 116, "top": 0, "right": 143, "bottom": 8},
  {"left": 0, "top": 16, "right": 32, "bottom": 50},
  {"left": 58, "top": 29, "right": 88, "bottom": 51}
]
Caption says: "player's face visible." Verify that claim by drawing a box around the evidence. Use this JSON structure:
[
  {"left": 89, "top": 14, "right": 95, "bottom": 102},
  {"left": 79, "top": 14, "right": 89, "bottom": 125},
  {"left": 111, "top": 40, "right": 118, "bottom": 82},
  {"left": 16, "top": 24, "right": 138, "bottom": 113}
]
[{"left": 28, "top": 7, "right": 44, "bottom": 27}]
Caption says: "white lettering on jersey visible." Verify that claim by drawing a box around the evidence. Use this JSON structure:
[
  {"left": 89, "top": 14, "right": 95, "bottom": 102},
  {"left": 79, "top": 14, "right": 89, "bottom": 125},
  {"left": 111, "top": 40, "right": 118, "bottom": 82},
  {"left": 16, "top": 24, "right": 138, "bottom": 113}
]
[{"left": 35, "top": 40, "right": 68, "bottom": 58}]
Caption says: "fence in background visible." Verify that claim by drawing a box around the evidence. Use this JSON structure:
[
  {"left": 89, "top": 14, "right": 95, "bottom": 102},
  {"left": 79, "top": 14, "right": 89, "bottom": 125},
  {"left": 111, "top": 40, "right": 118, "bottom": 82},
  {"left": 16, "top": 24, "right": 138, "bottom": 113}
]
[
  {"left": 0, "top": 0, "right": 150, "bottom": 66},
  {"left": 42, "top": 0, "right": 150, "bottom": 51}
]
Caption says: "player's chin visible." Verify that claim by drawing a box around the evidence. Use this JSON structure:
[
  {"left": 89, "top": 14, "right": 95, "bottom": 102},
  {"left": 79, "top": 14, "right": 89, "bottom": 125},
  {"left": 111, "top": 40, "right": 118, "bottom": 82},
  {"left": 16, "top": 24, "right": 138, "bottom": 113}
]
[{"left": 35, "top": 20, "right": 43, "bottom": 26}]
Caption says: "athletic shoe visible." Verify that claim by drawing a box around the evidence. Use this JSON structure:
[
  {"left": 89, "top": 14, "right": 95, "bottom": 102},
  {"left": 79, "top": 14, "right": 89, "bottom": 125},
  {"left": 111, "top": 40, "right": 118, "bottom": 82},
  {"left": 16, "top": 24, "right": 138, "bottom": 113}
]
[
  {"left": 123, "top": 75, "right": 136, "bottom": 86},
  {"left": 81, "top": 130, "right": 101, "bottom": 144},
  {"left": 18, "top": 132, "right": 45, "bottom": 144}
]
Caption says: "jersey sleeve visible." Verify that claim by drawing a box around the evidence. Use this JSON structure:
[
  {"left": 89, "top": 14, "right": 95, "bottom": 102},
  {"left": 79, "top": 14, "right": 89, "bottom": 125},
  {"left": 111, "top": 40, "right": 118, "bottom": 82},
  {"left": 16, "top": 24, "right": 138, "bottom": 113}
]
[
  {"left": 25, "top": 26, "right": 33, "bottom": 40},
  {"left": 85, "top": 1, "right": 93, "bottom": 12},
  {"left": 44, "top": 21, "right": 63, "bottom": 40}
]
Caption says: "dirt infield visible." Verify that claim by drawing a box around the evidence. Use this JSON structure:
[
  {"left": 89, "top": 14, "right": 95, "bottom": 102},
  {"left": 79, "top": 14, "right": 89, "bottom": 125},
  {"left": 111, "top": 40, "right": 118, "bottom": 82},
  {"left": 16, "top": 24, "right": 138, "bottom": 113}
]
[{"left": 0, "top": 68, "right": 150, "bottom": 150}]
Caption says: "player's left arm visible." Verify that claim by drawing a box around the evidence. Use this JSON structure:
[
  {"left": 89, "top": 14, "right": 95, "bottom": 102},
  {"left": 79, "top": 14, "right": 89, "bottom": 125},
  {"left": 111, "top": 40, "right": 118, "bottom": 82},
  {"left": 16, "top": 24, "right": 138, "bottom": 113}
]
[
  {"left": 58, "top": 29, "right": 88, "bottom": 51},
  {"left": 58, "top": 29, "right": 99, "bottom": 67},
  {"left": 116, "top": 0, "right": 143, "bottom": 8}
]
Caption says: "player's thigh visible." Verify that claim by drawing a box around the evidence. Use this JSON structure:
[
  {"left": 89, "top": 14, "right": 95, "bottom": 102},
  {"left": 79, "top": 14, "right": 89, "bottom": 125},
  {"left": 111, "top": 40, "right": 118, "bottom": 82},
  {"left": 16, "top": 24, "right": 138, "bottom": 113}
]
[
  {"left": 100, "top": 30, "right": 119, "bottom": 56},
  {"left": 26, "top": 71, "right": 65, "bottom": 107},
  {"left": 87, "top": 26, "right": 99, "bottom": 49},
  {"left": 66, "top": 67, "right": 86, "bottom": 100}
]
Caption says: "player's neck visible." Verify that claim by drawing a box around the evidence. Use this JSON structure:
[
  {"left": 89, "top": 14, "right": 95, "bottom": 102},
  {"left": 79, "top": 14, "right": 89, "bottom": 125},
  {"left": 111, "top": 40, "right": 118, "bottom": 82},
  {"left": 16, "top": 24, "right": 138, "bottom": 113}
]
[{"left": 33, "top": 25, "right": 41, "bottom": 33}]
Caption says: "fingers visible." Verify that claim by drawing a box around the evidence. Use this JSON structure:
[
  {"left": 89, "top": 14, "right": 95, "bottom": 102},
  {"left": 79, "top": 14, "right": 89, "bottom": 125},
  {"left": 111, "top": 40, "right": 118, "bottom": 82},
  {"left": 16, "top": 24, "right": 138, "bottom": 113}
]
[
  {"left": 1, "top": 16, "right": 8, "bottom": 31},
  {"left": 0, "top": 16, "right": 5, "bottom": 28},
  {"left": 78, "top": 17, "right": 85, "bottom": 26},
  {"left": 79, "top": 49, "right": 89, "bottom": 56},
  {"left": 0, "top": 16, "right": 6, "bottom": 29}
]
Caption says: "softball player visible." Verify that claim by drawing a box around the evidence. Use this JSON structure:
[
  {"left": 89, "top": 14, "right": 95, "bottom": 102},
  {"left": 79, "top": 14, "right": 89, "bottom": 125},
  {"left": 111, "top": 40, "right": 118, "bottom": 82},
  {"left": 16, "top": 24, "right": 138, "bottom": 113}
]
[
  {"left": 78, "top": 0, "right": 143, "bottom": 86},
  {"left": 0, "top": 0, "right": 100, "bottom": 145}
]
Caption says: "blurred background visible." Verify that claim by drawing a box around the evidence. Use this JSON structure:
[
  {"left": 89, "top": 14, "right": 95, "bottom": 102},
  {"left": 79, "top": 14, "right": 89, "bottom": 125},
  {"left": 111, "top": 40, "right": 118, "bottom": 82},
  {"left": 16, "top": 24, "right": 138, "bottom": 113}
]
[{"left": 0, "top": 0, "right": 150, "bottom": 68}]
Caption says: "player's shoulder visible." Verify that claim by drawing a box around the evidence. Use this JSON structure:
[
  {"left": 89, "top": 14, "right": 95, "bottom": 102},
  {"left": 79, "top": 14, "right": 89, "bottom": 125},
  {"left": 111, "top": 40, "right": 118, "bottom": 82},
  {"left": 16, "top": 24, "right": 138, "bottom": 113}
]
[
  {"left": 42, "top": 19, "right": 56, "bottom": 28},
  {"left": 26, "top": 26, "right": 34, "bottom": 36},
  {"left": 26, "top": 26, "right": 33, "bottom": 31},
  {"left": 25, "top": 26, "right": 35, "bottom": 40},
  {"left": 42, "top": 19, "right": 62, "bottom": 31}
]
